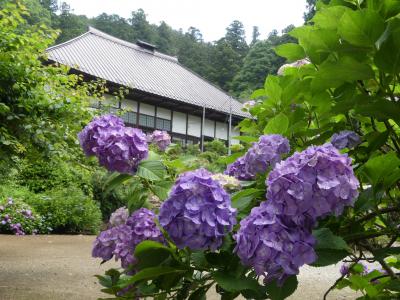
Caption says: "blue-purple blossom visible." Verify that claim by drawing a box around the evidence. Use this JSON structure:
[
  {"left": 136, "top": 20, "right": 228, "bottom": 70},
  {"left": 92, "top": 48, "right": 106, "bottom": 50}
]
[
  {"left": 96, "top": 127, "right": 148, "bottom": 174},
  {"left": 92, "top": 225, "right": 122, "bottom": 261},
  {"left": 234, "top": 201, "right": 316, "bottom": 284},
  {"left": 78, "top": 115, "right": 148, "bottom": 174},
  {"left": 225, "top": 135, "right": 289, "bottom": 180},
  {"left": 109, "top": 207, "right": 129, "bottom": 227},
  {"left": 340, "top": 264, "right": 350, "bottom": 276},
  {"left": 78, "top": 114, "right": 125, "bottom": 156},
  {"left": 92, "top": 208, "right": 163, "bottom": 270},
  {"left": 159, "top": 168, "right": 237, "bottom": 251},
  {"left": 225, "top": 156, "right": 254, "bottom": 180},
  {"left": 244, "top": 135, "right": 290, "bottom": 176},
  {"left": 267, "top": 143, "right": 359, "bottom": 224},
  {"left": 331, "top": 130, "right": 361, "bottom": 150},
  {"left": 10, "top": 223, "right": 25, "bottom": 235},
  {"left": 7, "top": 198, "right": 13, "bottom": 206},
  {"left": 148, "top": 130, "right": 171, "bottom": 151}
]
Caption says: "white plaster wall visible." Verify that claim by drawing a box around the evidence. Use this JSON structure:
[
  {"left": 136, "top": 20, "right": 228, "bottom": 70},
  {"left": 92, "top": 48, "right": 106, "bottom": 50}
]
[
  {"left": 204, "top": 119, "right": 215, "bottom": 137},
  {"left": 230, "top": 126, "right": 240, "bottom": 145},
  {"left": 140, "top": 103, "right": 155, "bottom": 116},
  {"left": 157, "top": 107, "right": 171, "bottom": 120},
  {"left": 188, "top": 115, "right": 201, "bottom": 137},
  {"left": 121, "top": 99, "right": 137, "bottom": 111},
  {"left": 172, "top": 111, "right": 187, "bottom": 134},
  {"left": 215, "top": 121, "right": 228, "bottom": 140}
]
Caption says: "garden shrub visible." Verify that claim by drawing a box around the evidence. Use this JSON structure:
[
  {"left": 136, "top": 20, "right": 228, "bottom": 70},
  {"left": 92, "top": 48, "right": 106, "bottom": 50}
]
[
  {"left": 0, "top": 197, "right": 49, "bottom": 235},
  {"left": 91, "top": 170, "right": 131, "bottom": 221},
  {"left": 25, "top": 187, "right": 102, "bottom": 234},
  {"left": 17, "top": 158, "right": 93, "bottom": 195},
  {"left": 204, "top": 139, "right": 227, "bottom": 155}
]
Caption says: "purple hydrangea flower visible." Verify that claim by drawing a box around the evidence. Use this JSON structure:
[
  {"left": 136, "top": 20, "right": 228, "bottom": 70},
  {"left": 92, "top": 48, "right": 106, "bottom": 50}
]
[
  {"left": 159, "top": 168, "right": 237, "bottom": 251},
  {"left": 96, "top": 127, "right": 148, "bottom": 174},
  {"left": 225, "top": 156, "right": 254, "bottom": 180},
  {"left": 340, "top": 264, "right": 350, "bottom": 276},
  {"left": 115, "top": 208, "right": 164, "bottom": 269},
  {"left": 109, "top": 207, "right": 129, "bottom": 227},
  {"left": 92, "top": 208, "right": 163, "bottom": 270},
  {"left": 244, "top": 135, "right": 290, "bottom": 176},
  {"left": 78, "top": 114, "right": 125, "bottom": 156},
  {"left": 148, "top": 130, "right": 171, "bottom": 151},
  {"left": 78, "top": 115, "right": 148, "bottom": 174},
  {"left": 11, "top": 223, "right": 25, "bottom": 235},
  {"left": 234, "top": 201, "right": 316, "bottom": 284},
  {"left": 225, "top": 135, "right": 289, "bottom": 180},
  {"left": 7, "top": 198, "right": 13, "bottom": 206},
  {"left": 21, "top": 209, "right": 34, "bottom": 219},
  {"left": 92, "top": 225, "right": 122, "bottom": 261},
  {"left": 331, "top": 130, "right": 361, "bottom": 150},
  {"left": 267, "top": 143, "right": 359, "bottom": 224}
]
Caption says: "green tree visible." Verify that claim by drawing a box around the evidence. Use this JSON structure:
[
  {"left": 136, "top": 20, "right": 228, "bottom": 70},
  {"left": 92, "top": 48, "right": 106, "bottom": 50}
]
[
  {"left": 231, "top": 27, "right": 296, "bottom": 97},
  {"left": 250, "top": 25, "right": 260, "bottom": 45},
  {"left": 209, "top": 39, "right": 241, "bottom": 91},
  {"left": 91, "top": 13, "right": 134, "bottom": 42},
  {"left": 55, "top": 2, "right": 88, "bottom": 44},
  {"left": 0, "top": 2, "right": 97, "bottom": 168},
  {"left": 129, "top": 8, "right": 156, "bottom": 43},
  {"left": 156, "top": 21, "right": 175, "bottom": 54},
  {"left": 225, "top": 20, "right": 249, "bottom": 57}
]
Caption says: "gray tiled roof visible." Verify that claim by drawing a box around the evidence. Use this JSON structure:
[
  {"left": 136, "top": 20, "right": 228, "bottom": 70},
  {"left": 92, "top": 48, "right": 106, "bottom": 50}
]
[{"left": 46, "top": 27, "right": 247, "bottom": 118}]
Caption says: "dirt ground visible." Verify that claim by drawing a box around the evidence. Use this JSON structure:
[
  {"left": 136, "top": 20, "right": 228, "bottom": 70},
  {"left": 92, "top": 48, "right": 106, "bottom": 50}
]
[{"left": 0, "top": 235, "right": 357, "bottom": 300}]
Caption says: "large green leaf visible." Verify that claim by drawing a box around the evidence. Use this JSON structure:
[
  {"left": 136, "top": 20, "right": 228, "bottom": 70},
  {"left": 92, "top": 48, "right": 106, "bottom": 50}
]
[
  {"left": 312, "top": 6, "right": 348, "bottom": 29},
  {"left": 134, "top": 241, "right": 173, "bottom": 269},
  {"left": 313, "top": 228, "right": 349, "bottom": 251},
  {"left": 104, "top": 173, "right": 132, "bottom": 194},
  {"left": 137, "top": 159, "right": 166, "bottom": 181},
  {"left": 151, "top": 181, "right": 173, "bottom": 200},
  {"left": 122, "top": 266, "right": 186, "bottom": 286},
  {"left": 213, "top": 272, "right": 267, "bottom": 297},
  {"left": 360, "top": 152, "right": 400, "bottom": 188},
  {"left": 231, "top": 188, "right": 264, "bottom": 211},
  {"left": 264, "top": 113, "right": 289, "bottom": 135},
  {"left": 375, "top": 19, "right": 400, "bottom": 73},
  {"left": 312, "top": 249, "right": 349, "bottom": 267},
  {"left": 311, "top": 56, "right": 374, "bottom": 90},
  {"left": 265, "top": 276, "right": 298, "bottom": 300},
  {"left": 338, "top": 9, "right": 385, "bottom": 47},
  {"left": 274, "top": 43, "right": 305, "bottom": 61}
]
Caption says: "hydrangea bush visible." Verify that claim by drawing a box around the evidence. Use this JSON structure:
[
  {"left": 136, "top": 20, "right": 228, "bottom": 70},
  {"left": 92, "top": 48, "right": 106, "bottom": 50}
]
[
  {"left": 0, "top": 197, "right": 48, "bottom": 235},
  {"left": 88, "top": 1, "right": 400, "bottom": 299}
]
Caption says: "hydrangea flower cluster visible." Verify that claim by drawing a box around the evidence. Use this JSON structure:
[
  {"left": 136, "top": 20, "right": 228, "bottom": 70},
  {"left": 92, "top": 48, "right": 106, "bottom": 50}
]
[
  {"left": 92, "top": 208, "right": 163, "bottom": 270},
  {"left": 225, "top": 134, "right": 290, "bottom": 180},
  {"left": 159, "top": 168, "right": 237, "bottom": 251},
  {"left": 211, "top": 173, "right": 241, "bottom": 191},
  {"left": 267, "top": 143, "right": 359, "bottom": 223},
  {"left": 242, "top": 100, "right": 257, "bottom": 111},
  {"left": 331, "top": 130, "right": 361, "bottom": 150},
  {"left": 234, "top": 201, "right": 316, "bottom": 284},
  {"left": 235, "top": 143, "right": 359, "bottom": 284},
  {"left": 109, "top": 207, "right": 129, "bottom": 227},
  {"left": 147, "top": 130, "right": 171, "bottom": 151},
  {"left": 224, "top": 156, "right": 254, "bottom": 180},
  {"left": 78, "top": 114, "right": 148, "bottom": 174}
]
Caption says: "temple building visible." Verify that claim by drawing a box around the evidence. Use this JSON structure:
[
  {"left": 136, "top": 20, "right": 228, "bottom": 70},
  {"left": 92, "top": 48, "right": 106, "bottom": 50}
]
[{"left": 46, "top": 27, "right": 247, "bottom": 147}]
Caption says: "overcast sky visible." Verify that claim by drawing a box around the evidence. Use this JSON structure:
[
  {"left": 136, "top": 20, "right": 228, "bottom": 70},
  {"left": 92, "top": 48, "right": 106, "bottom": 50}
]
[{"left": 63, "top": 0, "right": 307, "bottom": 42}]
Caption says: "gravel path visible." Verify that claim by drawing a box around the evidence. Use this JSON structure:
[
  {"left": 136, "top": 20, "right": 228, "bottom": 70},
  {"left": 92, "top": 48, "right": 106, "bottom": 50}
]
[{"left": 0, "top": 235, "right": 357, "bottom": 300}]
